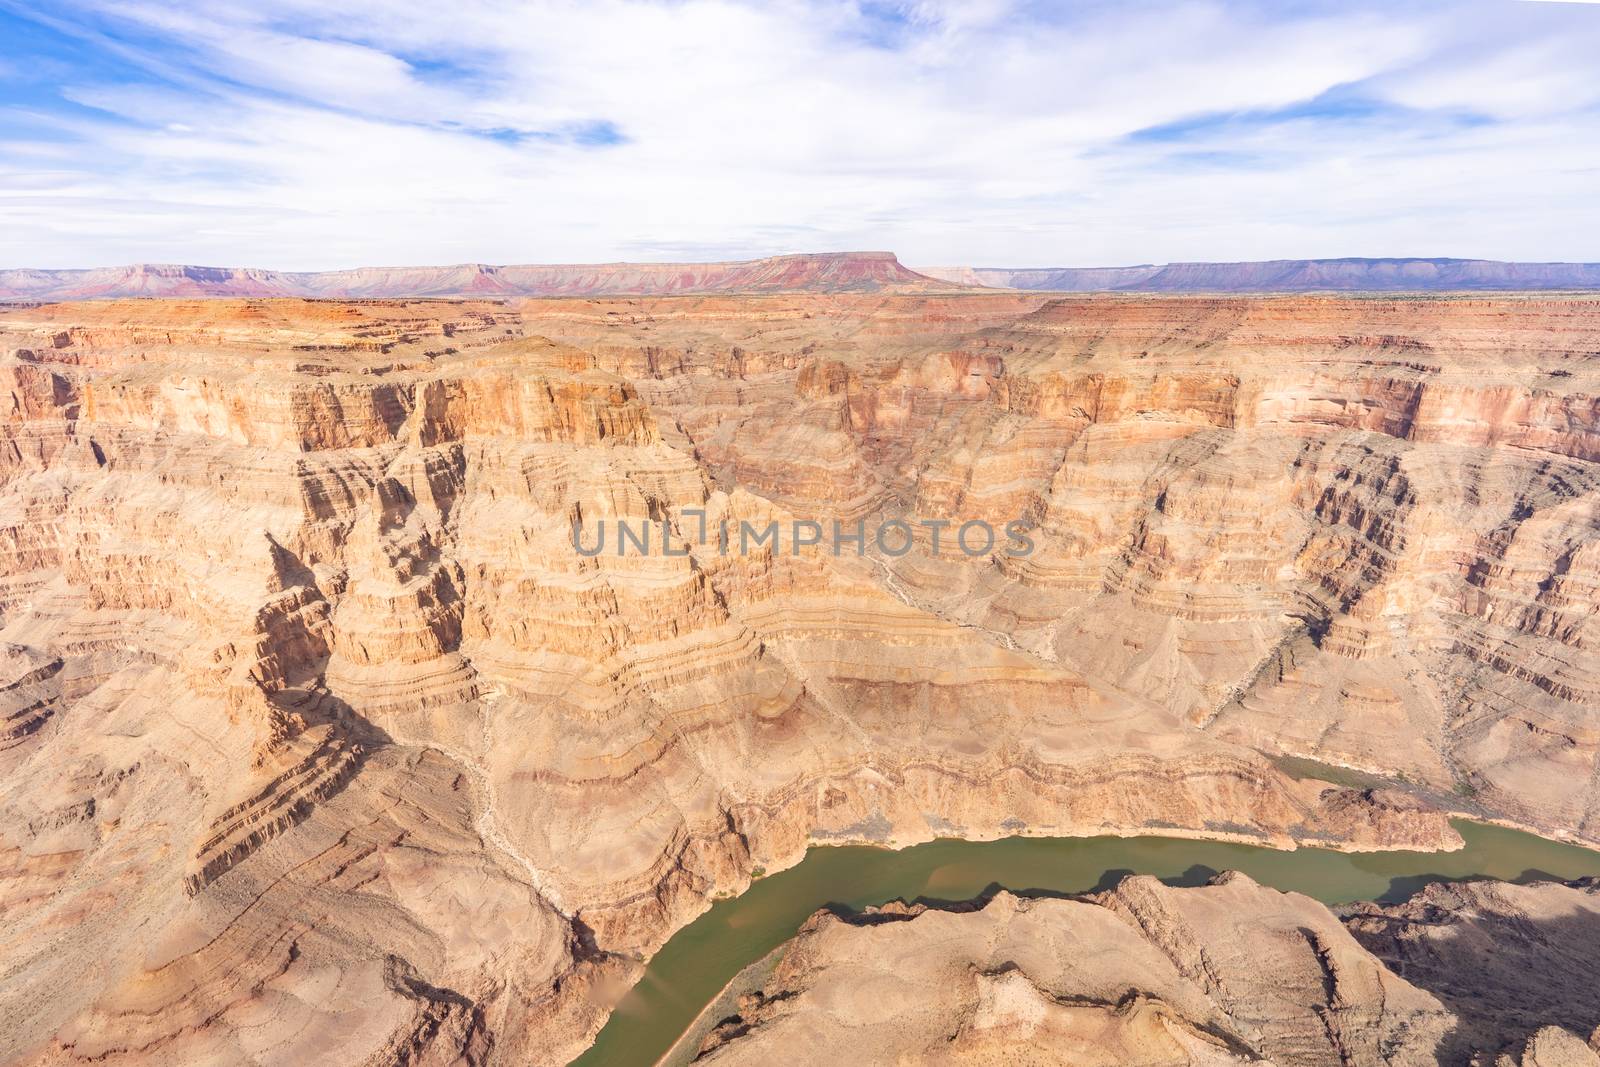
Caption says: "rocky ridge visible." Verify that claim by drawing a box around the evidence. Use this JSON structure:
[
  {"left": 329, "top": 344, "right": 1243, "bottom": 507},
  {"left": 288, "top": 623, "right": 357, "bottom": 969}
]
[{"left": 694, "top": 875, "right": 1600, "bottom": 1066}]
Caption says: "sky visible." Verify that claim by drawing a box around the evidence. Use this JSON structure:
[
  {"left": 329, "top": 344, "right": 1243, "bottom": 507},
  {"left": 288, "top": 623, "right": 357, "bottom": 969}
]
[{"left": 1, "top": 0, "right": 1598, "bottom": 270}]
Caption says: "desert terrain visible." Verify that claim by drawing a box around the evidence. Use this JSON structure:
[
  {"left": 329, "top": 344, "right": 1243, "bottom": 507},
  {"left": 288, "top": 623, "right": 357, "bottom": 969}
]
[
  {"left": 2, "top": 280, "right": 1598, "bottom": 1064},
  {"left": 692, "top": 875, "right": 1600, "bottom": 1066}
]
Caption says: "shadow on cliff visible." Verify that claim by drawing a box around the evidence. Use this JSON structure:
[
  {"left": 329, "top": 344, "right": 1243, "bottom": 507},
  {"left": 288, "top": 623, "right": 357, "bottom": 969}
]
[
  {"left": 1347, "top": 876, "right": 1600, "bottom": 1065},
  {"left": 269, "top": 683, "right": 396, "bottom": 748},
  {"left": 184, "top": 686, "right": 397, "bottom": 896},
  {"left": 819, "top": 864, "right": 1230, "bottom": 925},
  {"left": 1375, "top": 868, "right": 1562, "bottom": 905}
]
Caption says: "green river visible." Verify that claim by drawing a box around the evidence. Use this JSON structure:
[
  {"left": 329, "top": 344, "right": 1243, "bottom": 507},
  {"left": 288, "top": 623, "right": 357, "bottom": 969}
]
[{"left": 570, "top": 818, "right": 1600, "bottom": 1066}]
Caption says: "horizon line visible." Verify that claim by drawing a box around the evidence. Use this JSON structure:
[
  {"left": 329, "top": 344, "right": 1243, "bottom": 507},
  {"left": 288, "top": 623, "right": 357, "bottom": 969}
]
[{"left": 6, "top": 251, "right": 1600, "bottom": 275}]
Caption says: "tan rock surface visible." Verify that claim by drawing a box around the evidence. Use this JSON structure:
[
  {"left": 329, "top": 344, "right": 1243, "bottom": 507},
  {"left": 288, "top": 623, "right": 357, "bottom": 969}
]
[
  {"left": 695, "top": 875, "right": 1600, "bottom": 1067},
  {"left": 0, "top": 293, "right": 1596, "bottom": 1064},
  {"left": 1345, "top": 878, "right": 1600, "bottom": 1064}
]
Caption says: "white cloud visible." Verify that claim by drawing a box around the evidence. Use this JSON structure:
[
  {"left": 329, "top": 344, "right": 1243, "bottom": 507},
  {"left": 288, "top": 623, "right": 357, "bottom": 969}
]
[{"left": 1, "top": 0, "right": 1598, "bottom": 268}]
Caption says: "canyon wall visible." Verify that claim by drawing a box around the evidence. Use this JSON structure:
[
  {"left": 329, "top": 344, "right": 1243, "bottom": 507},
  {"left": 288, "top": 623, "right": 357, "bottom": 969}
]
[{"left": 1, "top": 292, "right": 1596, "bottom": 1064}]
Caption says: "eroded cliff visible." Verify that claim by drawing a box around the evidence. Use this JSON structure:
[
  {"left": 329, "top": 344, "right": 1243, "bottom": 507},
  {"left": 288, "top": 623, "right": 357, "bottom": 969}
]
[{"left": 1, "top": 292, "right": 1596, "bottom": 1064}]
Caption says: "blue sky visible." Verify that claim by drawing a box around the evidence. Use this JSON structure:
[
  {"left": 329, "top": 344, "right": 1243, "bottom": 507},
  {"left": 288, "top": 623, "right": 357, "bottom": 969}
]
[{"left": 2, "top": 0, "right": 1598, "bottom": 269}]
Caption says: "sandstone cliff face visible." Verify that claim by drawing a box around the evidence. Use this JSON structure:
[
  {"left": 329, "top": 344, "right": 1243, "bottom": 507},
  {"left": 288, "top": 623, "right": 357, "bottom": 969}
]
[
  {"left": 694, "top": 876, "right": 1600, "bottom": 1066},
  {"left": 0, "top": 293, "right": 1595, "bottom": 1065},
  {"left": 526, "top": 293, "right": 1600, "bottom": 841}
]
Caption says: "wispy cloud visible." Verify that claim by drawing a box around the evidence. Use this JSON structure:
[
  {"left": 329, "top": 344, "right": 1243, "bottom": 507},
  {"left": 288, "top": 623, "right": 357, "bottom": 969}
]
[{"left": 1, "top": 0, "right": 1597, "bottom": 268}]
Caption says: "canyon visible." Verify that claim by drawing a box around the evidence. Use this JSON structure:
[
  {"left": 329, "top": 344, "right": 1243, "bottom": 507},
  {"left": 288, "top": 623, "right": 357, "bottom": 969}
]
[{"left": 1, "top": 289, "right": 1598, "bottom": 1065}]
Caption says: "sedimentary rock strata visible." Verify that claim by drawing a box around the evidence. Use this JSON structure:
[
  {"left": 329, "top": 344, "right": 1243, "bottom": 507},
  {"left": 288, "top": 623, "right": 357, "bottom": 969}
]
[
  {"left": 694, "top": 875, "right": 1600, "bottom": 1066},
  {"left": 526, "top": 292, "right": 1600, "bottom": 841},
  {"left": 0, "top": 292, "right": 1597, "bottom": 1064}
]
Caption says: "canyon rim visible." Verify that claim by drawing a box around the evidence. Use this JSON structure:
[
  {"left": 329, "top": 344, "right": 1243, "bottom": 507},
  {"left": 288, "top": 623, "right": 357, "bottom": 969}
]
[{"left": 3, "top": 281, "right": 1599, "bottom": 1065}]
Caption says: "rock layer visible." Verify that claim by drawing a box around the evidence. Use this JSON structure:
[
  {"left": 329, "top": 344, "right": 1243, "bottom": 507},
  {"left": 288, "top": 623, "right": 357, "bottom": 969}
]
[{"left": 0, "top": 292, "right": 1597, "bottom": 1065}]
